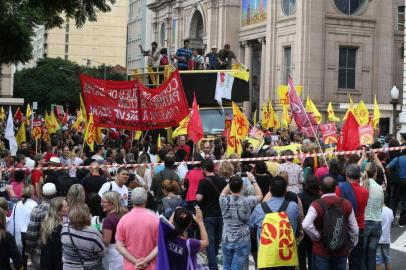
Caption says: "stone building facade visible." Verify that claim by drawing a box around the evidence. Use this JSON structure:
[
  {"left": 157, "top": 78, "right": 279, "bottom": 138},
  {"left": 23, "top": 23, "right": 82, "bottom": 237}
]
[{"left": 147, "top": 0, "right": 405, "bottom": 134}]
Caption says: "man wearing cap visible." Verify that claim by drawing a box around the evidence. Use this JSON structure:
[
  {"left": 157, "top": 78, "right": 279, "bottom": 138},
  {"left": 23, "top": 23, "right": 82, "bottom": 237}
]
[
  {"left": 26, "top": 183, "right": 57, "bottom": 269},
  {"left": 205, "top": 46, "right": 219, "bottom": 70}
]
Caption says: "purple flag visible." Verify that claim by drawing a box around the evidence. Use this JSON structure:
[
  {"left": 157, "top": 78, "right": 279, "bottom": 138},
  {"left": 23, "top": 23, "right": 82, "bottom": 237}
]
[{"left": 156, "top": 217, "right": 174, "bottom": 270}]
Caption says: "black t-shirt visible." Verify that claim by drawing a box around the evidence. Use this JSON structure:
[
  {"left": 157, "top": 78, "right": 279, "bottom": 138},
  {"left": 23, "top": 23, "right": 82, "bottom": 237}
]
[
  {"left": 83, "top": 175, "right": 107, "bottom": 194},
  {"left": 196, "top": 176, "right": 227, "bottom": 217},
  {"left": 254, "top": 174, "right": 273, "bottom": 197}
]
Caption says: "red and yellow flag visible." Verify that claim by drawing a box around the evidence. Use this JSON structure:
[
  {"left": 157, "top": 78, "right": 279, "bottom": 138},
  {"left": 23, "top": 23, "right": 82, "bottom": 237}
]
[
  {"left": 232, "top": 102, "right": 249, "bottom": 140},
  {"left": 84, "top": 113, "right": 96, "bottom": 151}
]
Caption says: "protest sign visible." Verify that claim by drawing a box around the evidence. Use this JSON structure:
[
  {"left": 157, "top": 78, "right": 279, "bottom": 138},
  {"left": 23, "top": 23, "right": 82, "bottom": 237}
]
[
  {"left": 359, "top": 125, "right": 374, "bottom": 145},
  {"left": 81, "top": 70, "right": 189, "bottom": 130},
  {"left": 320, "top": 123, "right": 338, "bottom": 144}
]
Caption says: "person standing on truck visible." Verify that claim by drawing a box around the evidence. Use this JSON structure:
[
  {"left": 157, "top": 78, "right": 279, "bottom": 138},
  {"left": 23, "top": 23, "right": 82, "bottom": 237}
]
[
  {"left": 218, "top": 44, "right": 239, "bottom": 69},
  {"left": 205, "top": 46, "right": 219, "bottom": 70},
  {"left": 175, "top": 39, "right": 192, "bottom": 70}
]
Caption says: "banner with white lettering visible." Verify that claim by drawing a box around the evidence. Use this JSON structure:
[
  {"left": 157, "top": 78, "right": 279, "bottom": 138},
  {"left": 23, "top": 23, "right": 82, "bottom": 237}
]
[{"left": 80, "top": 70, "right": 190, "bottom": 130}]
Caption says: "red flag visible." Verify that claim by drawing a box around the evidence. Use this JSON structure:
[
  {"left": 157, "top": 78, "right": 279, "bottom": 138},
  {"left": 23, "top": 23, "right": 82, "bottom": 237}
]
[
  {"left": 288, "top": 76, "right": 316, "bottom": 130},
  {"left": 337, "top": 111, "right": 360, "bottom": 151},
  {"left": 14, "top": 107, "right": 23, "bottom": 122},
  {"left": 62, "top": 111, "right": 69, "bottom": 125},
  {"left": 187, "top": 94, "right": 204, "bottom": 144}
]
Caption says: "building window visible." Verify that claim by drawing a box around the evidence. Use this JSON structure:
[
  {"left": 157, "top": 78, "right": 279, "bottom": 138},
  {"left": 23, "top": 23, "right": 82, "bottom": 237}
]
[
  {"left": 65, "top": 45, "right": 69, "bottom": 54},
  {"left": 282, "top": 0, "right": 296, "bottom": 16},
  {"left": 284, "top": 46, "right": 292, "bottom": 83},
  {"left": 338, "top": 47, "right": 357, "bottom": 89},
  {"left": 333, "top": 0, "right": 367, "bottom": 15},
  {"left": 65, "top": 34, "right": 69, "bottom": 43},
  {"left": 398, "top": 6, "right": 405, "bottom": 31}
]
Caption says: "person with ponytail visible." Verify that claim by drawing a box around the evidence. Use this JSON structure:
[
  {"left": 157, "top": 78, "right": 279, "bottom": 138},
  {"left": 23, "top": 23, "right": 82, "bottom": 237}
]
[
  {"left": 40, "top": 197, "right": 69, "bottom": 270},
  {"left": 8, "top": 184, "right": 37, "bottom": 268},
  {"left": 165, "top": 207, "right": 209, "bottom": 269},
  {"left": 0, "top": 208, "right": 23, "bottom": 270}
]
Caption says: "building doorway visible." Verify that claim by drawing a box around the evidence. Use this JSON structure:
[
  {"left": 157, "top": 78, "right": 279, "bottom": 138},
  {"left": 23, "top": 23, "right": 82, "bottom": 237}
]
[{"left": 188, "top": 11, "right": 204, "bottom": 50}]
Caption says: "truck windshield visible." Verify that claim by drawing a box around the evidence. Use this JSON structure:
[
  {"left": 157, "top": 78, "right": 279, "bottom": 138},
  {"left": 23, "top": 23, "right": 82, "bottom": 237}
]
[{"left": 200, "top": 108, "right": 232, "bottom": 135}]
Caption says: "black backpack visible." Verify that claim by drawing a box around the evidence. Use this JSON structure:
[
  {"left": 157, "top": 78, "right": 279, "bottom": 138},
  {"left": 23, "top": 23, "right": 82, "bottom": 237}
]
[{"left": 316, "top": 198, "right": 348, "bottom": 252}]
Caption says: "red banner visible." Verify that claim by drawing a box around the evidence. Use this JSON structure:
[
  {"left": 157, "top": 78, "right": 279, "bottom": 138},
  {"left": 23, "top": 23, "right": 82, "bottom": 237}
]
[
  {"left": 359, "top": 125, "right": 374, "bottom": 145},
  {"left": 320, "top": 123, "right": 338, "bottom": 144},
  {"left": 80, "top": 70, "right": 189, "bottom": 130}
]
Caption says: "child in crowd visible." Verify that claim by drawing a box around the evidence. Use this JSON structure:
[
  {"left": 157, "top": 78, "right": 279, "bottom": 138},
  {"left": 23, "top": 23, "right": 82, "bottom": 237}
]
[{"left": 376, "top": 192, "right": 394, "bottom": 270}]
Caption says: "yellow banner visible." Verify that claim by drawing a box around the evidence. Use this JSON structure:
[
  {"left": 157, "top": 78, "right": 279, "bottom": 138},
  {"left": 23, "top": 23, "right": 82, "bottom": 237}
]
[
  {"left": 84, "top": 114, "right": 95, "bottom": 151},
  {"left": 257, "top": 212, "right": 298, "bottom": 268},
  {"left": 232, "top": 102, "right": 249, "bottom": 140}
]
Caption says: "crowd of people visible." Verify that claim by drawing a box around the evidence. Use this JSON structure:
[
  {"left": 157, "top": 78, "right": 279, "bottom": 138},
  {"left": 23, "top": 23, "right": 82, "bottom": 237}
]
[
  {"left": 0, "top": 122, "right": 404, "bottom": 270},
  {"left": 141, "top": 39, "right": 239, "bottom": 72}
]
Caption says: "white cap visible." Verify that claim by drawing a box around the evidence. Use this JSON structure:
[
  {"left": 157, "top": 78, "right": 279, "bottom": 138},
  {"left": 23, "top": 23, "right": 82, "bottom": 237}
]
[
  {"left": 42, "top": 183, "right": 57, "bottom": 196},
  {"left": 49, "top": 156, "right": 61, "bottom": 165}
]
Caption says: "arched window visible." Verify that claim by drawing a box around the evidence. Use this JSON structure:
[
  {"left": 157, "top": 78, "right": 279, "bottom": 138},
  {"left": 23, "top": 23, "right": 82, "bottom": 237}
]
[
  {"left": 282, "top": 0, "right": 296, "bottom": 16},
  {"left": 160, "top": 23, "right": 166, "bottom": 47},
  {"left": 333, "top": 0, "right": 367, "bottom": 15}
]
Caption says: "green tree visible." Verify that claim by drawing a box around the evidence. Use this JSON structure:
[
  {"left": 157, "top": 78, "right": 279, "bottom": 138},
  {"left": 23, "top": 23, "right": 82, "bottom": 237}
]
[
  {"left": 0, "top": 0, "right": 115, "bottom": 64},
  {"left": 13, "top": 57, "right": 126, "bottom": 113}
]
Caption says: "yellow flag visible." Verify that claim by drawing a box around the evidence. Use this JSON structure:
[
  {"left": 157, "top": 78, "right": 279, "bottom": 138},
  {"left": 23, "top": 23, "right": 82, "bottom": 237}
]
[
  {"left": 261, "top": 103, "right": 269, "bottom": 129},
  {"left": 226, "top": 69, "right": 250, "bottom": 82},
  {"left": 172, "top": 115, "right": 190, "bottom": 138},
  {"left": 157, "top": 134, "right": 161, "bottom": 149},
  {"left": 46, "top": 111, "right": 60, "bottom": 134},
  {"left": 232, "top": 102, "right": 249, "bottom": 139},
  {"left": 80, "top": 95, "right": 87, "bottom": 122},
  {"left": 0, "top": 107, "right": 5, "bottom": 122},
  {"left": 278, "top": 85, "right": 302, "bottom": 106},
  {"left": 226, "top": 119, "right": 242, "bottom": 157},
  {"left": 147, "top": 66, "right": 158, "bottom": 85},
  {"left": 327, "top": 102, "right": 340, "bottom": 122},
  {"left": 253, "top": 109, "right": 257, "bottom": 126},
  {"left": 84, "top": 113, "right": 95, "bottom": 151},
  {"left": 343, "top": 94, "right": 354, "bottom": 120},
  {"left": 305, "top": 96, "right": 322, "bottom": 124},
  {"left": 72, "top": 111, "right": 85, "bottom": 131},
  {"left": 354, "top": 100, "right": 369, "bottom": 126},
  {"left": 95, "top": 127, "right": 103, "bottom": 145},
  {"left": 26, "top": 104, "right": 32, "bottom": 120},
  {"left": 16, "top": 122, "right": 26, "bottom": 145},
  {"left": 166, "top": 127, "right": 173, "bottom": 144},
  {"left": 373, "top": 95, "right": 380, "bottom": 129},
  {"left": 268, "top": 101, "right": 280, "bottom": 129},
  {"left": 134, "top": 131, "right": 143, "bottom": 141},
  {"left": 281, "top": 105, "right": 290, "bottom": 128}
]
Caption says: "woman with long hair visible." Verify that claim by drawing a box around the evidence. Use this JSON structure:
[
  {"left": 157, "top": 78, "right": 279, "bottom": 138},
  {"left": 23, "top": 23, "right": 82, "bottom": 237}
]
[
  {"left": 0, "top": 208, "right": 22, "bottom": 270},
  {"left": 101, "top": 191, "right": 128, "bottom": 270},
  {"left": 66, "top": 184, "right": 86, "bottom": 208},
  {"left": 40, "top": 197, "right": 69, "bottom": 270},
  {"left": 9, "top": 184, "right": 37, "bottom": 268},
  {"left": 61, "top": 205, "right": 105, "bottom": 269}
]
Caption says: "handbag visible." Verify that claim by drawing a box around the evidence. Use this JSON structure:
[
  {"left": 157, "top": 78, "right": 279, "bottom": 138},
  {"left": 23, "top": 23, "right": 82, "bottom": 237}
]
[
  {"left": 186, "top": 239, "right": 209, "bottom": 270},
  {"left": 67, "top": 226, "right": 104, "bottom": 270}
]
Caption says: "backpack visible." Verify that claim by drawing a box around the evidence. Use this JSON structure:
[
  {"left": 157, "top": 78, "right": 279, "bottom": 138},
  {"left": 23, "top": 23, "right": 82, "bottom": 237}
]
[
  {"left": 257, "top": 200, "right": 298, "bottom": 269},
  {"left": 160, "top": 55, "right": 169, "bottom": 65},
  {"left": 316, "top": 198, "right": 348, "bottom": 252}
]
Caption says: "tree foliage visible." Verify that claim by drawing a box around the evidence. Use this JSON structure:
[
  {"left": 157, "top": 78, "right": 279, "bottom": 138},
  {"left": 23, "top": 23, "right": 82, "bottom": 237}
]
[
  {"left": 13, "top": 57, "right": 126, "bottom": 113},
  {"left": 0, "top": 0, "right": 115, "bottom": 64}
]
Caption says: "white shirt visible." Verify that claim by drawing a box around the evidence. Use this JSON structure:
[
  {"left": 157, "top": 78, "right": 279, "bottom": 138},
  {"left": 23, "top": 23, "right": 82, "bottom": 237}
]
[
  {"left": 176, "top": 163, "right": 189, "bottom": 181},
  {"left": 8, "top": 199, "right": 37, "bottom": 247},
  {"left": 98, "top": 181, "right": 128, "bottom": 207},
  {"left": 25, "top": 157, "right": 35, "bottom": 169},
  {"left": 379, "top": 206, "right": 394, "bottom": 244}
]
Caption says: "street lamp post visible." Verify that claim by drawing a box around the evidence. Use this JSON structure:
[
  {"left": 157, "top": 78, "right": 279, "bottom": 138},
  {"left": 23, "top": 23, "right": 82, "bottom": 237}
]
[{"left": 390, "top": 86, "right": 400, "bottom": 136}]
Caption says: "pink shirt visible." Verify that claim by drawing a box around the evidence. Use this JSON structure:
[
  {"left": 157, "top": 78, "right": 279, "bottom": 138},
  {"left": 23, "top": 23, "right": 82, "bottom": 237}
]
[
  {"left": 116, "top": 207, "right": 159, "bottom": 270},
  {"left": 11, "top": 181, "right": 24, "bottom": 198},
  {"left": 315, "top": 166, "right": 329, "bottom": 181}
]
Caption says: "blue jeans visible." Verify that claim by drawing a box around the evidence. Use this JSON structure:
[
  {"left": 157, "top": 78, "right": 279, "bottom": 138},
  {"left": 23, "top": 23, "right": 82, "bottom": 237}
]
[
  {"left": 312, "top": 254, "right": 347, "bottom": 270},
  {"left": 204, "top": 216, "right": 223, "bottom": 270},
  {"left": 363, "top": 220, "right": 382, "bottom": 270},
  {"left": 349, "top": 229, "right": 364, "bottom": 270},
  {"left": 222, "top": 241, "right": 250, "bottom": 270}
]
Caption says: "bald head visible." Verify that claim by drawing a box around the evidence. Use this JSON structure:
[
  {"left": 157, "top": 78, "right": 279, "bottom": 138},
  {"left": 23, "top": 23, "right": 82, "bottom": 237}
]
[{"left": 320, "top": 176, "right": 336, "bottom": 194}]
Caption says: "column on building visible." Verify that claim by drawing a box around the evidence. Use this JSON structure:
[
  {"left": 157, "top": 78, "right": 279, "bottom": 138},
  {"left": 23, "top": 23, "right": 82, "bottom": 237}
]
[
  {"left": 242, "top": 41, "right": 252, "bottom": 117},
  {"left": 207, "top": 0, "right": 218, "bottom": 48},
  {"left": 259, "top": 37, "right": 267, "bottom": 104}
]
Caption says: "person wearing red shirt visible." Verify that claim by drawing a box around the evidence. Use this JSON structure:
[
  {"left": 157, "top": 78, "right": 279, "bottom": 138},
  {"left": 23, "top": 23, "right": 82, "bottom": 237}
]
[
  {"left": 174, "top": 136, "right": 190, "bottom": 160},
  {"left": 335, "top": 164, "right": 368, "bottom": 270},
  {"left": 31, "top": 154, "right": 47, "bottom": 198}
]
